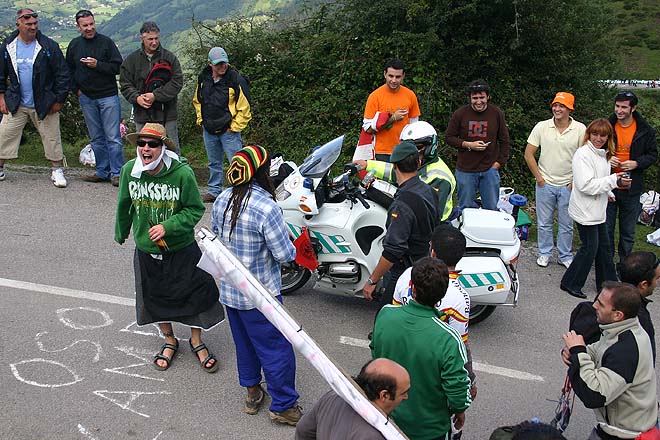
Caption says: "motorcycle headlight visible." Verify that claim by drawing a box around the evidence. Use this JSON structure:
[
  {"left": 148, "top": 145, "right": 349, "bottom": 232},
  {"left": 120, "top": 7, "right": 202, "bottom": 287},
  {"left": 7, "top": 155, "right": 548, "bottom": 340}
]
[{"left": 276, "top": 183, "right": 291, "bottom": 201}]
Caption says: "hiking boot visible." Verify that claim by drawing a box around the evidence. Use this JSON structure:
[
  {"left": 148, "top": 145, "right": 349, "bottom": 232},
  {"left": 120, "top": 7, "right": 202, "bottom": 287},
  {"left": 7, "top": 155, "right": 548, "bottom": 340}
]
[
  {"left": 269, "top": 404, "right": 303, "bottom": 426},
  {"left": 0, "top": 168, "right": 5, "bottom": 181},
  {"left": 244, "top": 385, "right": 266, "bottom": 415},
  {"left": 81, "top": 174, "right": 108, "bottom": 183},
  {"left": 202, "top": 193, "right": 217, "bottom": 203},
  {"left": 51, "top": 168, "right": 67, "bottom": 188},
  {"left": 111, "top": 176, "right": 120, "bottom": 187}
]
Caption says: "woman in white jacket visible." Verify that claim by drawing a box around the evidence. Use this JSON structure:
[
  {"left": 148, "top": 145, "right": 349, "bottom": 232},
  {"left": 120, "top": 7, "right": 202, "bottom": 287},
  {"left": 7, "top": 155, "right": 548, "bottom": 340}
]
[{"left": 560, "top": 119, "right": 631, "bottom": 298}]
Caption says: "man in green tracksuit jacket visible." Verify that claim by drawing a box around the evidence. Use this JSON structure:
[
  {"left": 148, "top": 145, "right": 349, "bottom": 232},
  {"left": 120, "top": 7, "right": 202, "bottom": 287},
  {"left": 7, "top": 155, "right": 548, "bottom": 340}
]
[{"left": 371, "top": 257, "right": 471, "bottom": 440}]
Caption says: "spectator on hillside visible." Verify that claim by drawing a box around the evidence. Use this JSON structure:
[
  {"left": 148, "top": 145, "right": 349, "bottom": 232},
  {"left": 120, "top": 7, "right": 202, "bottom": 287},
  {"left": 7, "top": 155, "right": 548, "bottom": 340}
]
[
  {"left": 560, "top": 119, "right": 626, "bottom": 299},
  {"left": 295, "top": 358, "right": 410, "bottom": 440},
  {"left": 445, "top": 79, "right": 511, "bottom": 211},
  {"left": 66, "top": 9, "right": 124, "bottom": 187},
  {"left": 561, "top": 282, "right": 657, "bottom": 440},
  {"left": 120, "top": 21, "right": 183, "bottom": 154},
  {"left": 371, "top": 257, "right": 471, "bottom": 439},
  {"left": 193, "top": 47, "right": 251, "bottom": 203},
  {"left": 211, "top": 145, "right": 302, "bottom": 426},
  {"left": 0, "top": 8, "right": 69, "bottom": 187},
  {"left": 606, "top": 91, "right": 657, "bottom": 267},
  {"left": 362, "top": 59, "right": 420, "bottom": 161},
  {"left": 524, "top": 92, "right": 586, "bottom": 269}
]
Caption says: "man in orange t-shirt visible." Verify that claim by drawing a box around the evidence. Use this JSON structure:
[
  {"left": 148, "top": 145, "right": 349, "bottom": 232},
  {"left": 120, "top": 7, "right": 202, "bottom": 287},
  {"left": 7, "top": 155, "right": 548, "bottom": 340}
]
[
  {"left": 362, "top": 59, "right": 420, "bottom": 161},
  {"left": 606, "top": 90, "right": 658, "bottom": 265}
]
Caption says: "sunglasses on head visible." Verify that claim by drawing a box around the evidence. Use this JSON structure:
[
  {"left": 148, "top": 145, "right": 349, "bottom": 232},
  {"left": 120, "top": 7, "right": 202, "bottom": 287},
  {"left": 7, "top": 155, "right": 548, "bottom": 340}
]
[
  {"left": 136, "top": 140, "right": 163, "bottom": 148},
  {"left": 616, "top": 91, "right": 636, "bottom": 99},
  {"left": 75, "top": 10, "right": 93, "bottom": 19},
  {"left": 19, "top": 12, "right": 38, "bottom": 20}
]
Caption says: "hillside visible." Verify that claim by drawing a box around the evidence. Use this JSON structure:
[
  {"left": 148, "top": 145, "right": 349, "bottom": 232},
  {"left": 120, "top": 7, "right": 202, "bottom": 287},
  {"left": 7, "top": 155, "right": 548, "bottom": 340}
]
[
  {"left": 0, "top": 0, "right": 657, "bottom": 77},
  {"left": 608, "top": 0, "right": 660, "bottom": 78}
]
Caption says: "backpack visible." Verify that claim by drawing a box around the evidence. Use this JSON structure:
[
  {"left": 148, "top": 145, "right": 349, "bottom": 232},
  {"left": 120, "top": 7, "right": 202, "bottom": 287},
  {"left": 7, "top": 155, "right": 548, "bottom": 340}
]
[
  {"left": 231, "top": 69, "right": 251, "bottom": 104},
  {"left": 142, "top": 61, "right": 173, "bottom": 93},
  {"left": 569, "top": 299, "right": 600, "bottom": 345}
]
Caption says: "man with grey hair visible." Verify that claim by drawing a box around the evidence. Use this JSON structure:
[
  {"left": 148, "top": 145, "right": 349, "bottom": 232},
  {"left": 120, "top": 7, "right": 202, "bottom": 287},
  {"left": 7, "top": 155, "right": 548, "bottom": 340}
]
[
  {"left": 120, "top": 21, "right": 183, "bottom": 153},
  {"left": 0, "top": 8, "right": 70, "bottom": 187},
  {"left": 193, "top": 47, "right": 251, "bottom": 203}
]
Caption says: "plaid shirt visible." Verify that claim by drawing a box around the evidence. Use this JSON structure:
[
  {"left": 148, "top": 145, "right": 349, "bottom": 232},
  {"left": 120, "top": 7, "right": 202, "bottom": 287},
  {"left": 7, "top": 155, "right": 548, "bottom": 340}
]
[{"left": 211, "top": 184, "right": 296, "bottom": 310}]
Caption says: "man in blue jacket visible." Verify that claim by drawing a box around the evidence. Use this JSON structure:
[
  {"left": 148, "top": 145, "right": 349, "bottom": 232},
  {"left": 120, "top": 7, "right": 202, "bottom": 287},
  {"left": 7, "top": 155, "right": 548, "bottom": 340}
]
[{"left": 0, "top": 8, "right": 70, "bottom": 187}]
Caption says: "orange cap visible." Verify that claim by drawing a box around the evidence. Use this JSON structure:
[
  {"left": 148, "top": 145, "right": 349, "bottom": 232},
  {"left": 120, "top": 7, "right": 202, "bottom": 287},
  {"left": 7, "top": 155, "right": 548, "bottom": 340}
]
[{"left": 551, "top": 92, "right": 575, "bottom": 111}]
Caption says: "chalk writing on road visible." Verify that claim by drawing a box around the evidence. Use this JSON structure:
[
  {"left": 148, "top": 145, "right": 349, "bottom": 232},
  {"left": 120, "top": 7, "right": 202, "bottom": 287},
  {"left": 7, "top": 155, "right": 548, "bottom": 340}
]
[
  {"left": 57, "top": 306, "right": 113, "bottom": 330},
  {"left": 10, "top": 358, "right": 84, "bottom": 388},
  {"left": 35, "top": 330, "right": 102, "bottom": 362},
  {"left": 92, "top": 390, "right": 173, "bottom": 418}
]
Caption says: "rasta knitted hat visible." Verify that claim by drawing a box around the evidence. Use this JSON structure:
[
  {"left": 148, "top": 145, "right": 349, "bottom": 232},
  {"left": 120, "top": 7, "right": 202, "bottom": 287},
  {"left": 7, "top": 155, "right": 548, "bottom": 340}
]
[{"left": 226, "top": 145, "right": 269, "bottom": 186}]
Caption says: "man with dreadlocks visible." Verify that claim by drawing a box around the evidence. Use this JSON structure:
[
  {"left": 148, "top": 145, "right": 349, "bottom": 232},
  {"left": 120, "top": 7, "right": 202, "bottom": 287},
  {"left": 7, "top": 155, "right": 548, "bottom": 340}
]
[{"left": 211, "top": 145, "right": 303, "bottom": 426}]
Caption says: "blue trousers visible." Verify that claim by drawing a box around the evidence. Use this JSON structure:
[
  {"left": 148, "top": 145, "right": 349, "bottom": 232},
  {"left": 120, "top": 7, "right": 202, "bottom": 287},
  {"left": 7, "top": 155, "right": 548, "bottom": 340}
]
[
  {"left": 203, "top": 129, "right": 243, "bottom": 196},
  {"left": 455, "top": 167, "right": 500, "bottom": 211},
  {"left": 226, "top": 300, "right": 299, "bottom": 412},
  {"left": 79, "top": 93, "right": 124, "bottom": 179}
]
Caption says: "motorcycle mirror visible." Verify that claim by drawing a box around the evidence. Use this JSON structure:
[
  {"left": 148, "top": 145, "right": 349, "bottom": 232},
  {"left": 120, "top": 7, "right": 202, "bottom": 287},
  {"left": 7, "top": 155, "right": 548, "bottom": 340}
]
[{"left": 344, "top": 163, "right": 358, "bottom": 176}]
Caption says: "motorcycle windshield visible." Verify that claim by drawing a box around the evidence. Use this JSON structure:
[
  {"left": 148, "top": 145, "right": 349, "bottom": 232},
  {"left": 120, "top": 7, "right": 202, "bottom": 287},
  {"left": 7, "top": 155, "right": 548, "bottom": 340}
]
[{"left": 298, "top": 135, "right": 344, "bottom": 178}]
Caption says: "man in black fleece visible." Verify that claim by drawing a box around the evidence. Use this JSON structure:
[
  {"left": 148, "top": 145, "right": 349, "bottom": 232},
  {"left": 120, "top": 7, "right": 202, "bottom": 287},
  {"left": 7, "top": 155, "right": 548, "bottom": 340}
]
[{"left": 66, "top": 9, "right": 124, "bottom": 186}]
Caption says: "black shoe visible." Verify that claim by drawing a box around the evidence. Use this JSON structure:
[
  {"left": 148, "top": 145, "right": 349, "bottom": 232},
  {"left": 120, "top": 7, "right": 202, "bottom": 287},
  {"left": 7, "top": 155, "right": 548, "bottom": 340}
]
[{"left": 560, "top": 284, "right": 587, "bottom": 299}]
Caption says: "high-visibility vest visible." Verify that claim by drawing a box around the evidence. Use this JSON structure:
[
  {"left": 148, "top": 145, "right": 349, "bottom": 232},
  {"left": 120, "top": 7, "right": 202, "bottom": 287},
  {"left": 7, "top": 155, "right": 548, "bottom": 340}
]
[{"left": 365, "top": 157, "right": 456, "bottom": 220}]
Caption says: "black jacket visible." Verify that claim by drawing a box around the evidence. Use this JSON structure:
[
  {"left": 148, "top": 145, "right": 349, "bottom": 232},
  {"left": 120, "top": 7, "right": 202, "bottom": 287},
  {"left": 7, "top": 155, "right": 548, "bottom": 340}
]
[
  {"left": 119, "top": 45, "right": 183, "bottom": 124},
  {"left": 0, "top": 30, "right": 70, "bottom": 120},
  {"left": 194, "top": 66, "right": 251, "bottom": 134},
  {"left": 382, "top": 176, "right": 439, "bottom": 266},
  {"left": 608, "top": 112, "right": 658, "bottom": 195},
  {"left": 66, "top": 33, "right": 122, "bottom": 99}
]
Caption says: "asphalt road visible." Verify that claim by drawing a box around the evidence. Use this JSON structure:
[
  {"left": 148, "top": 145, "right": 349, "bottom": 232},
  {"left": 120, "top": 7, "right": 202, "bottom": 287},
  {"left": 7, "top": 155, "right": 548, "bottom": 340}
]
[{"left": 2, "top": 167, "right": 659, "bottom": 439}]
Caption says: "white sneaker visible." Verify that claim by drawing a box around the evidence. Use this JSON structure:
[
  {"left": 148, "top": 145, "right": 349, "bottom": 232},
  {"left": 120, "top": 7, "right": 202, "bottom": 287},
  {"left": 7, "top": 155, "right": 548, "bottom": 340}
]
[
  {"left": 0, "top": 168, "right": 5, "bottom": 181},
  {"left": 559, "top": 258, "right": 573, "bottom": 269},
  {"left": 536, "top": 255, "right": 549, "bottom": 267},
  {"left": 51, "top": 168, "right": 67, "bottom": 188}
]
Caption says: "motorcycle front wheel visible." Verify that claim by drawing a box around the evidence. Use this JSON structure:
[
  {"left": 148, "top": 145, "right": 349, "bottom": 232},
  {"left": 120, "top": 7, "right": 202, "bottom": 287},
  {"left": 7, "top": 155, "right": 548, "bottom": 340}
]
[
  {"left": 281, "top": 263, "right": 312, "bottom": 295},
  {"left": 469, "top": 305, "right": 496, "bottom": 325}
]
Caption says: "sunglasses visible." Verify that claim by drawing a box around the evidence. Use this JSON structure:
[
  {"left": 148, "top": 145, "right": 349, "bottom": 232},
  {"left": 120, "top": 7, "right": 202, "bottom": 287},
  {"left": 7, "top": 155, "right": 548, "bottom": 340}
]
[
  {"left": 75, "top": 10, "right": 93, "bottom": 20},
  {"left": 136, "top": 140, "right": 163, "bottom": 148},
  {"left": 19, "top": 12, "right": 38, "bottom": 20},
  {"left": 616, "top": 91, "right": 636, "bottom": 99}
]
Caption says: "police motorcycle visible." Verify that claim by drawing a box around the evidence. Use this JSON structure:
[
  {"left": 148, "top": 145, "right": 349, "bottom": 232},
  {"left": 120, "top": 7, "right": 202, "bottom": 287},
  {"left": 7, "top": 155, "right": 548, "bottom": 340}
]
[{"left": 275, "top": 133, "right": 520, "bottom": 324}]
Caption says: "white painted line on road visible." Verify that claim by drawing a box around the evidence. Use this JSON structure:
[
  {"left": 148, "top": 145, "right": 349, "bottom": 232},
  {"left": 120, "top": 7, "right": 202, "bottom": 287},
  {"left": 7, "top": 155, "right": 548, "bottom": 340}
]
[
  {"left": 340, "top": 336, "right": 545, "bottom": 382},
  {"left": 0, "top": 277, "right": 134, "bottom": 307},
  {"left": 473, "top": 361, "right": 544, "bottom": 382}
]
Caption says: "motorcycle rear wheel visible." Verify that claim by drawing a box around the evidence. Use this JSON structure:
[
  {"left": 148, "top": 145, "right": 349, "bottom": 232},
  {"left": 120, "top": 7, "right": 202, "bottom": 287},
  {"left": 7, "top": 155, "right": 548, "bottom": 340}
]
[
  {"left": 469, "top": 305, "right": 496, "bottom": 325},
  {"left": 281, "top": 264, "right": 312, "bottom": 295}
]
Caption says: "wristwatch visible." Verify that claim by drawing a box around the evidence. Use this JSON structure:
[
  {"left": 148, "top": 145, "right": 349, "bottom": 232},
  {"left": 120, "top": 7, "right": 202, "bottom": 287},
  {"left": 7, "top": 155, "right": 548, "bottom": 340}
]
[{"left": 367, "top": 277, "right": 378, "bottom": 286}]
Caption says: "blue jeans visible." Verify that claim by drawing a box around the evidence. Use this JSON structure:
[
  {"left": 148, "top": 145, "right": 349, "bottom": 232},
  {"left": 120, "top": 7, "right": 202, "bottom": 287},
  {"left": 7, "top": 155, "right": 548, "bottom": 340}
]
[
  {"left": 203, "top": 129, "right": 243, "bottom": 196},
  {"left": 536, "top": 183, "right": 573, "bottom": 261},
  {"left": 561, "top": 222, "right": 617, "bottom": 293},
  {"left": 606, "top": 189, "right": 642, "bottom": 262},
  {"left": 79, "top": 93, "right": 124, "bottom": 179},
  {"left": 456, "top": 167, "right": 500, "bottom": 211},
  {"left": 225, "top": 300, "right": 299, "bottom": 412}
]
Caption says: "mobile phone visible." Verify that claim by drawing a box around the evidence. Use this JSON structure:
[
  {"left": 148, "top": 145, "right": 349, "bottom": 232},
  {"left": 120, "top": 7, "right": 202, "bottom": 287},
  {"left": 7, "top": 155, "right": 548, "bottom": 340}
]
[{"left": 484, "top": 141, "right": 491, "bottom": 146}]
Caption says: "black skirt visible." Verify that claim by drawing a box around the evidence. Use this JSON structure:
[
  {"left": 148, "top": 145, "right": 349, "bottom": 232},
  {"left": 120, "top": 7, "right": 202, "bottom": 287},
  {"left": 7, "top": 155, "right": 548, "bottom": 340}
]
[{"left": 134, "top": 241, "right": 225, "bottom": 329}]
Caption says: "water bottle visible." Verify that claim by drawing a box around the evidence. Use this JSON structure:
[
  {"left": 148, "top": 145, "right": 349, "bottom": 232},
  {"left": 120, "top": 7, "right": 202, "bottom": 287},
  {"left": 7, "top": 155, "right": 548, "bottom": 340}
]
[{"left": 362, "top": 169, "right": 376, "bottom": 188}]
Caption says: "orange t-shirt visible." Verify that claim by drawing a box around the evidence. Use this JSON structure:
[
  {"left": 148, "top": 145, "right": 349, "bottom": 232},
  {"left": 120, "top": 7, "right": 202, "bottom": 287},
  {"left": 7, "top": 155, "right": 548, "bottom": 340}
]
[
  {"left": 613, "top": 119, "right": 636, "bottom": 173},
  {"left": 364, "top": 84, "right": 421, "bottom": 155}
]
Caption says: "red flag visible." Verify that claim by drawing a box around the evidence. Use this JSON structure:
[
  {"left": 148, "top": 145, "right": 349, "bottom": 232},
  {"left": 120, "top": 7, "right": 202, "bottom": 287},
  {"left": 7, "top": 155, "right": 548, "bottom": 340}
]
[{"left": 293, "top": 227, "right": 318, "bottom": 270}]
